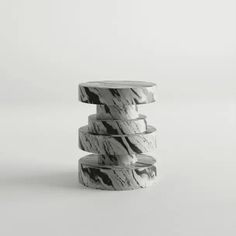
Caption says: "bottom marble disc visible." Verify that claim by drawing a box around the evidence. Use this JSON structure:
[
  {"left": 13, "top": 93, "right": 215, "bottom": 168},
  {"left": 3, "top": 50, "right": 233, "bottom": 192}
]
[{"left": 79, "top": 154, "right": 157, "bottom": 190}]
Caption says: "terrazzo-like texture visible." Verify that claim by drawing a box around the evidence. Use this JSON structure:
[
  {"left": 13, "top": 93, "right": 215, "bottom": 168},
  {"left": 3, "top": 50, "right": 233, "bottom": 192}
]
[{"left": 78, "top": 81, "right": 158, "bottom": 190}]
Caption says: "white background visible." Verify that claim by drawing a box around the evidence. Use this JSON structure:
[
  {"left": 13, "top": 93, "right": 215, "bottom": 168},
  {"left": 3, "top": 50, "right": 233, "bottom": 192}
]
[{"left": 0, "top": 0, "right": 235, "bottom": 235}]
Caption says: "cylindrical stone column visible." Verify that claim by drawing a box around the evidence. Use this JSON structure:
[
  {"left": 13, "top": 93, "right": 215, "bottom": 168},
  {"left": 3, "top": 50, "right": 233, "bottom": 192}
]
[
  {"left": 96, "top": 104, "right": 139, "bottom": 120},
  {"left": 78, "top": 80, "right": 158, "bottom": 190}
]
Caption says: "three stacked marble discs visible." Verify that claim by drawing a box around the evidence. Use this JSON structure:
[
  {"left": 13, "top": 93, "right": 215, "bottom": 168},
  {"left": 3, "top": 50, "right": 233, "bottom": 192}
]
[{"left": 78, "top": 81, "right": 157, "bottom": 190}]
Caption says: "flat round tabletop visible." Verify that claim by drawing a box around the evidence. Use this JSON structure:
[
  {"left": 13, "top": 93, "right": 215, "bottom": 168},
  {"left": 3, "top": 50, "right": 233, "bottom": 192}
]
[
  {"left": 79, "top": 81, "right": 156, "bottom": 89},
  {"left": 79, "top": 80, "right": 156, "bottom": 105}
]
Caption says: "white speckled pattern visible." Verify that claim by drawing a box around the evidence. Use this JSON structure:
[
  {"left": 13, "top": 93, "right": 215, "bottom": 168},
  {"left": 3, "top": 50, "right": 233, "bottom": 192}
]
[{"left": 78, "top": 81, "right": 158, "bottom": 190}]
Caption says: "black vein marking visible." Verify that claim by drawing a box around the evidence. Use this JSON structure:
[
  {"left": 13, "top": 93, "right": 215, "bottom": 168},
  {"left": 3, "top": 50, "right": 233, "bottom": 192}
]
[
  {"left": 113, "top": 136, "right": 131, "bottom": 154},
  {"left": 116, "top": 122, "right": 125, "bottom": 134},
  {"left": 81, "top": 166, "right": 113, "bottom": 186},
  {"left": 103, "top": 105, "right": 110, "bottom": 114},
  {"left": 102, "top": 121, "right": 118, "bottom": 134},
  {"left": 113, "top": 170, "right": 126, "bottom": 186},
  {"left": 84, "top": 87, "right": 101, "bottom": 104},
  {"left": 124, "top": 137, "right": 142, "bottom": 153},
  {"left": 130, "top": 88, "right": 141, "bottom": 97},
  {"left": 109, "top": 89, "right": 120, "bottom": 97},
  {"left": 101, "top": 155, "right": 118, "bottom": 164},
  {"left": 103, "top": 142, "right": 111, "bottom": 155},
  {"left": 109, "top": 155, "right": 118, "bottom": 162}
]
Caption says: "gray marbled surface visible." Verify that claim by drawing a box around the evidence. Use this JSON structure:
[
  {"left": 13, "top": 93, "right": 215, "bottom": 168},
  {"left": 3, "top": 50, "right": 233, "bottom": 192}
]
[
  {"left": 96, "top": 104, "right": 139, "bottom": 120},
  {"left": 78, "top": 81, "right": 157, "bottom": 190},
  {"left": 79, "top": 125, "right": 157, "bottom": 156},
  {"left": 88, "top": 114, "right": 147, "bottom": 135},
  {"left": 79, "top": 154, "right": 157, "bottom": 190},
  {"left": 79, "top": 81, "right": 156, "bottom": 105}
]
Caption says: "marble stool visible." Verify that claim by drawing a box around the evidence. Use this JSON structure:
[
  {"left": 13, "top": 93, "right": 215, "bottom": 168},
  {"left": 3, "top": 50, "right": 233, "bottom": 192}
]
[{"left": 78, "top": 81, "right": 158, "bottom": 190}]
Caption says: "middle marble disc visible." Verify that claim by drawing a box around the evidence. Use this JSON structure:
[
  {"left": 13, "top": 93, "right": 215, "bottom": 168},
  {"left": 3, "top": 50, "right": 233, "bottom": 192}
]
[
  {"left": 88, "top": 114, "right": 147, "bottom": 135},
  {"left": 79, "top": 125, "right": 157, "bottom": 156}
]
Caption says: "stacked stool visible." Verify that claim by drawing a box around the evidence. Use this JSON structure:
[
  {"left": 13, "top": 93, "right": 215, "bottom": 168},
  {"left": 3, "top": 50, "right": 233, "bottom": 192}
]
[{"left": 78, "top": 81, "right": 157, "bottom": 190}]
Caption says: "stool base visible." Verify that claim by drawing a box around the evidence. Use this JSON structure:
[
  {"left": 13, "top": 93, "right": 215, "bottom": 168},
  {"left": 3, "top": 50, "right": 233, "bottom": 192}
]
[{"left": 79, "top": 154, "right": 157, "bottom": 191}]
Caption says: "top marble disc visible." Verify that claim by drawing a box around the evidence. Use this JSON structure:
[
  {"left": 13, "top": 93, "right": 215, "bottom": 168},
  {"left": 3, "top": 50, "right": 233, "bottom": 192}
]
[{"left": 79, "top": 81, "right": 156, "bottom": 105}]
